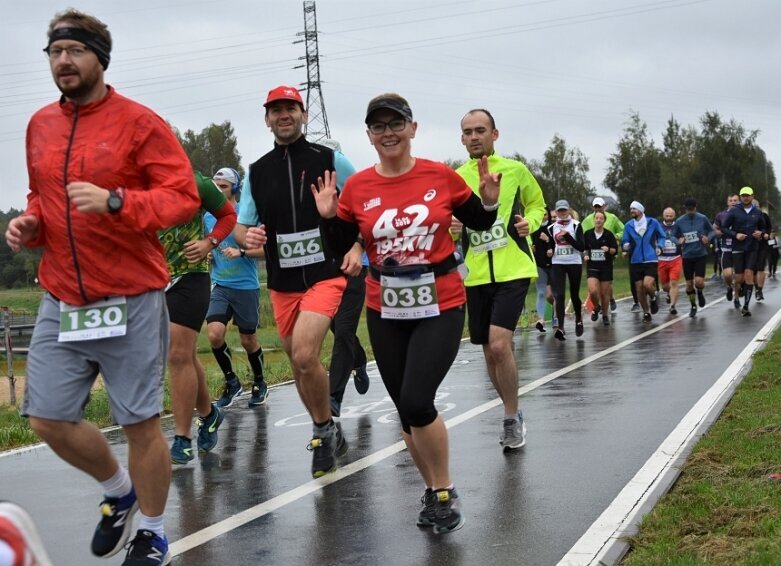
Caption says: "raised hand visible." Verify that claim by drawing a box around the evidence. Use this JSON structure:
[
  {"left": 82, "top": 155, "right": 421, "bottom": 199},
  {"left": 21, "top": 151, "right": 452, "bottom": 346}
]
[
  {"left": 477, "top": 155, "right": 501, "bottom": 207},
  {"left": 310, "top": 170, "right": 339, "bottom": 219}
]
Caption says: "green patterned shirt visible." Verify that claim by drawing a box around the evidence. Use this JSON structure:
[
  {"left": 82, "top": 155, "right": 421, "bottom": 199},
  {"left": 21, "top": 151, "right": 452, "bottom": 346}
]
[{"left": 160, "top": 172, "right": 227, "bottom": 280}]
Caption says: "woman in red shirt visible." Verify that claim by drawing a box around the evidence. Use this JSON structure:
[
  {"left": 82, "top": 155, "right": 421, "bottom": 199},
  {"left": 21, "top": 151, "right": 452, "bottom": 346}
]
[{"left": 313, "top": 93, "right": 500, "bottom": 534}]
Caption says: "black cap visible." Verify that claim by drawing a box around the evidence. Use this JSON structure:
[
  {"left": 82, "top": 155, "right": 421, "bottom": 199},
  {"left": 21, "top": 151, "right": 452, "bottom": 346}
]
[
  {"left": 684, "top": 197, "right": 697, "bottom": 209},
  {"left": 365, "top": 97, "right": 413, "bottom": 124}
]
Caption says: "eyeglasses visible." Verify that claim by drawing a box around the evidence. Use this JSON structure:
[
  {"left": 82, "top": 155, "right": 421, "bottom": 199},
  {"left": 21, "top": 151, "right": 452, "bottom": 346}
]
[
  {"left": 44, "top": 46, "right": 91, "bottom": 60},
  {"left": 368, "top": 119, "right": 407, "bottom": 135}
]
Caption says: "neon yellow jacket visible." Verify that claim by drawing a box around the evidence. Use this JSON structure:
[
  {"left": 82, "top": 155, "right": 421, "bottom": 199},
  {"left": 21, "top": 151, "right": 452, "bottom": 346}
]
[{"left": 456, "top": 154, "right": 546, "bottom": 286}]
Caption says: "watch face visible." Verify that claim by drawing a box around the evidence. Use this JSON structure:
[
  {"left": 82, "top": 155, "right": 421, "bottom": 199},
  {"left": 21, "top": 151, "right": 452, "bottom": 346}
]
[{"left": 108, "top": 194, "right": 122, "bottom": 212}]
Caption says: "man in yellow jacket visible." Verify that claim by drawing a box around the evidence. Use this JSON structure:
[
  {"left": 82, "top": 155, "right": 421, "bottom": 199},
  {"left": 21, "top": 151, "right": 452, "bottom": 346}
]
[{"left": 454, "top": 108, "right": 546, "bottom": 451}]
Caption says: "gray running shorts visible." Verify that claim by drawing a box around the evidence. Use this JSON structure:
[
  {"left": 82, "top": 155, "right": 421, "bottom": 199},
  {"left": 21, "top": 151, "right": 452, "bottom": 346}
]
[{"left": 22, "top": 290, "right": 169, "bottom": 426}]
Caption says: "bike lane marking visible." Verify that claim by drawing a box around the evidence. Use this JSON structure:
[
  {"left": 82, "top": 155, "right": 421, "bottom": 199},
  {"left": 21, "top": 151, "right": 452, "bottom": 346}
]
[
  {"left": 170, "top": 302, "right": 721, "bottom": 557},
  {"left": 558, "top": 305, "right": 781, "bottom": 566}
]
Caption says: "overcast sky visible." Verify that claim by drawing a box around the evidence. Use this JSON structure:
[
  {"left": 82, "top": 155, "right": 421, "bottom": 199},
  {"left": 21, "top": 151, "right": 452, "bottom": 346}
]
[{"left": 1, "top": 0, "right": 779, "bottom": 211}]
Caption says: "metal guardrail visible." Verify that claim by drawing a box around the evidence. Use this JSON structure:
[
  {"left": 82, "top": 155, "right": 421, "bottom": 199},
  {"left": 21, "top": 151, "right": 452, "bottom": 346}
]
[{"left": 2, "top": 307, "right": 34, "bottom": 406}]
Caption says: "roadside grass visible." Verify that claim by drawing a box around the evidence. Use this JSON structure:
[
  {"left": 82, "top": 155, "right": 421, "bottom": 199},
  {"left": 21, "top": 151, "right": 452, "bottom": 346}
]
[
  {"left": 0, "top": 259, "right": 639, "bottom": 451},
  {"left": 623, "top": 328, "right": 781, "bottom": 564}
]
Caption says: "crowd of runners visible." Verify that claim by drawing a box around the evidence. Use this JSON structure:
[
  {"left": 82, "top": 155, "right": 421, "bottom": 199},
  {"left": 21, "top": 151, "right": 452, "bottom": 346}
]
[{"left": 1, "top": 8, "right": 778, "bottom": 566}]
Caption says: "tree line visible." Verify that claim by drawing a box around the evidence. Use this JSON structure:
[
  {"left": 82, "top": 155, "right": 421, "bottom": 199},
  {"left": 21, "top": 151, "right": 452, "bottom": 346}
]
[{"left": 1, "top": 110, "right": 777, "bottom": 288}]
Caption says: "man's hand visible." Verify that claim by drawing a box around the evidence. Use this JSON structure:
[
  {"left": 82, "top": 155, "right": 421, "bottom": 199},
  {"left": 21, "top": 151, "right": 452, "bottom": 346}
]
[
  {"left": 5, "top": 215, "right": 39, "bottom": 252},
  {"left": 752, "top": 230, "right": 763, "bottom": 240},
  {"left": 514, "top": 215, "right": 530, "bottom": 238},
  {"left": 736, "top": 233, "right": 747, "bottom": 241},
  {"left": 221, "top": 246, "right": 242, "bottom": 260},
  {"left": 341, "top": 243, "right": 363, "bottom": 276},
  {"left": 477, "top": 155, "right": 501, "bottom": 206},
  {"left": 183, "top": 239, "right": 213, "bottom": 263},
  {"left": 246, "top": 225, "right": 268, "bottom": 249},
  {"left": 66, "top": 182, "right": 110, "bottom": 213},
  {"left": 310, "top": 170, "right": 339, "bottom": 219},
  {"left": 701, "top": 235, "right": 710, "bottom": 245}
]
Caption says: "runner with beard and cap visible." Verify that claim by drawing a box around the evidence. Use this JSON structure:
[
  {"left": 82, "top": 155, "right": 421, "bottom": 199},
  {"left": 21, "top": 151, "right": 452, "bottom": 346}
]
[
  {"left": 4, "top": 9, "right": 201, "bottom": 564},
  {"left": 720, "top": 187, "right": 769, "bottom": 316},
  {"left": 233, "top": 85, "right": 362, "bottom": 479},
  {"left": 673, "top": 198, "right": 716, "bottom": 318},
  {"left": 454, "top": 108, "right": 545, "bottom": 451},
  {"left": 659, "top": 207, "right": 683, "bottom": 315},
  {"left": 621, "top": 201, "right": 666, "bottom": 323},
  {"left": 714, "top": 194, "right": 739, "bottom": 304},
  {"left": 547, "top": 200, "right": 586, "bottom": 340},
  {"left": 581, "top": 196, "right": 625, "bottom": 313}
]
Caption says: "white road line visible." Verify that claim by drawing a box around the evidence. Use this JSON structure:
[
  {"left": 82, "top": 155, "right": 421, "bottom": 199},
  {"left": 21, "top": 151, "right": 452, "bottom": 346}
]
[
  {"left": 557, "top": 305, "right": 781, "bottom": 566},
  {"left": 170, "top": 302, "right": 720, "bottom": 556}
]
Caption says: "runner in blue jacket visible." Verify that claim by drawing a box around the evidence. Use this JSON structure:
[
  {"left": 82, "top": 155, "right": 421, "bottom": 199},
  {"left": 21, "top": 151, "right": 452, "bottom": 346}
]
[
  {"left": 673, "top": 198, "right": 716, "bottom": 317},
  {"left": 621, "top": 201, "right": 666, "bottom": 322}
]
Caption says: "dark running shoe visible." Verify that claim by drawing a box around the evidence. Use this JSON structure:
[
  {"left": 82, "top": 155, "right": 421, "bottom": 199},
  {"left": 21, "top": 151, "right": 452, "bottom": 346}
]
[
  {"left": 417, "top": 488, "right": 436, "bottom": 527},
  {"left": 726, "top": 287, "right": 733, "bottom": 301},
  {"left": 91, "top": 488, "right": 138, "bottom": 558},
  {"left": 670, "top": 305, "right": 678, "bottom": 315},
  {"left": 214, "top": 378, "right": 243, "bottom": 409},
  {"left": 742, "top": 307, "right": 752, "bottom": 317},
  {"left": 535, "top": 320, "right": 546, "bottom": 333},
  {"left": 630, "top": 303, "right": 641, "bottom": 313},
  {"left": 649, "top": 295, "right": 659, "bottom": 314},
  {"left": 122, "top": 529, "right": 170, "bottom": 565},
  {"left": 689, "top": 305, "right": 697, "bottom": 318},
  {"left": 756, "top": 289, "right": 765, "bottom": 302},
  {"left": 248, "top": 381, "right": 269, "bottom": 408},
  {"left": 665, "top": 292, "right": 671, "bottom": 304},
  {"left": 554, "top": 328, "right": 566, "bottom": 341},
  {"left": 170, "top": 436, "right": 193, "bottom": 465},
  {"left": 432, "top": 488, "right": 464, "bottom": 534},
  {"left": 610, "top": 298, "right": 617, "bottom": 312},
  {"left": 308, "top": 422, "right": 348, "bottom": 478},
  {"left": 591, "top": 310, "right": 598, "bottom": 322},
  {"left": 196, "top": 404, "right": 224, "bottom": 453},
  {"left": 575, "top": 321, "right": 584, "bottom": 337},
  {"left": 697, "top": 290, "right": 706, "bottom": 307},
  {"left": 734, "top": 299, "right": 741, "bottom": 309},
  {"left": 602, "top": 315, "right": 610, "bottom": 326},
  {"left": 353, "top": 364, "right": 370, "bottom": 395},
  {"left": 642, "top": 313, "right": 652, "bottom": 323}
]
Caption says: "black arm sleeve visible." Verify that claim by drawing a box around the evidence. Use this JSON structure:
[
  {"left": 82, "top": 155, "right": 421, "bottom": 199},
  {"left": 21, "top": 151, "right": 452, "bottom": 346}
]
[
  {"left": 320, "top": 216, "right": 360, "bottom": 257},
  {"left": 606, "top": 230, "right": 618, "bottom": 253},
  {"left": 563, "top": 225, "right": 586, "bottom": 251},
  {"left": 452, "top": 193, "right": 497, "bottom": 231}
]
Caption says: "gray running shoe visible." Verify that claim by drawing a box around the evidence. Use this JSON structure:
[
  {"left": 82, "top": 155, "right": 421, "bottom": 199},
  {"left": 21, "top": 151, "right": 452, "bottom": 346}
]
[
  {"left": 630, "top": 303, "right": 641, "bottom": 312},
  {"left": 432, "top": 488, "right": 464, "bottom": 534},
  {"left": 500, "top": 417, "right": 527, "bottom": 451},
  {"left": 417, "top": 488, "right": 436, "bottom": 527}
]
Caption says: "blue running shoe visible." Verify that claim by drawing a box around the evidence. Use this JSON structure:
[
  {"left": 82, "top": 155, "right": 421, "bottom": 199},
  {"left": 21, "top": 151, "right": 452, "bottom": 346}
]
[
  {"left": 122, "top": 530, "right": 170, "bottom": 565},
  {"left": 353, "top": 364, "right": 370, "bottom": 395},
  {"left": 196, "top": 404, "right": 224, "bottom": 453},
  {"left": 91, "top": 488, "right": 138, "bottom": 558},
  {"left": 248, "top": 381, "right": 269, "bottom": 408},
  {"left": 170, "top": 436, "right": 193, "bottom": 465},
  {"left": 214, "top": 378, "right": 243, "bottom": 408}
]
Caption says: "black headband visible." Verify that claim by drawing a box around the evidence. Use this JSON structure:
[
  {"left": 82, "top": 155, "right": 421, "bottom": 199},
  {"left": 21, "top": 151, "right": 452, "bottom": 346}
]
[{"left": 46, "top": 27, "right": 111, "bottom": 70}]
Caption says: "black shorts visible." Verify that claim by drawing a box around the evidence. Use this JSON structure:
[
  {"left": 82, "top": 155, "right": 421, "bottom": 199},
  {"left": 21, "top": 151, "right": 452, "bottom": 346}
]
[
  {"left": 720, "top": 250, "right": 733, "bottom": 270},
  {"left": 166, "top": 272, "right": 211, "bottom": 331},
  {"left": 466, "top": 279, "right": 530, "bottom": 345},
  {"left": 629, "top": 262, "right": 658, "bottom": 284},
  {"left": 733, "top": 250, "right": 760, "bottom": 275},
  {"left": 756, "top": 246, "right": 768, "bottom": 271},
  {"left": 587, "top": 264, "right": 613, "bottom": 282},
  {"left": 682, "top": 256, "right": 707, "bottom": 280}
]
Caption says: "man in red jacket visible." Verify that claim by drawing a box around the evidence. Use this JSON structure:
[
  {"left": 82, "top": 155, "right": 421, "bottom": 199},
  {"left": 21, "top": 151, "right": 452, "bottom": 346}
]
[{"left": 4, "top": 9, "right": 199, "bottom": 565}]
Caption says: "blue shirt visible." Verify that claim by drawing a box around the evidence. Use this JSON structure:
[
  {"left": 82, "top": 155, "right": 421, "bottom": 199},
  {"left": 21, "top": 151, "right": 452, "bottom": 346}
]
[
  {"left": 205, "top": 201, "right": 260, "bottom": 290},
  {"left": 673, "top": 212, "right": 716, "bottom": 259},
  {"left": 621, "top": 215, "right": 667, "bottom": 264}
]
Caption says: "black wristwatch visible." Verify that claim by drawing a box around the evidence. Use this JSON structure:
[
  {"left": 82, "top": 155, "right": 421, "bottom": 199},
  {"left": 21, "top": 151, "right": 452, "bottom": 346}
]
[
  {"left": 240, "top": 248, "right": 246, "bottom": 257},
  {"left": 107, "top": 189, "right": 124, "bottom": 214}
]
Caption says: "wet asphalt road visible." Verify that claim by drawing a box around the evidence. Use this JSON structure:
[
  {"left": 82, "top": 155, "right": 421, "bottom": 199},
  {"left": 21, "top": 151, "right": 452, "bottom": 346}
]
[{"left": 1, "top": 279, "right": 779, "bottom": 565}]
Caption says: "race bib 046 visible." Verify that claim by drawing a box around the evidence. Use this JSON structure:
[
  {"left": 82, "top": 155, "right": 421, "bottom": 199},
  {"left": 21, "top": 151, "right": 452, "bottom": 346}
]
[{"left": 276, "top": 228, "right": 325, "bottom": 268}]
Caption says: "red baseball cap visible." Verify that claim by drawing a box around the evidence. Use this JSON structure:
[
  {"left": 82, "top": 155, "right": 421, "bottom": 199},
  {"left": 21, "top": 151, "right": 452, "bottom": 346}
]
[{"left": 264, "top": 85, "right": 304, "bottom": 107}]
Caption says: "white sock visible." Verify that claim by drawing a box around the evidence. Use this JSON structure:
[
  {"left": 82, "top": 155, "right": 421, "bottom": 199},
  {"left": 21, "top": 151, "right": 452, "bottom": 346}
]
[
  {"left": 0, "top": 541, "right": 16, "bottom": 565},
  {"left": 137, "top": 513, "right": 165, "bottom": 538},
  {"left": 100, "top": 467, "right": 132, "bottom": 498}
]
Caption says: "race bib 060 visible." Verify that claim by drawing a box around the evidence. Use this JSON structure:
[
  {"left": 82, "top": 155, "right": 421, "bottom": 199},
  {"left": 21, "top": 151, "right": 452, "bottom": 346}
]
[{"left": 467, "top": 216, "right": 509, "bottom": 254}]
